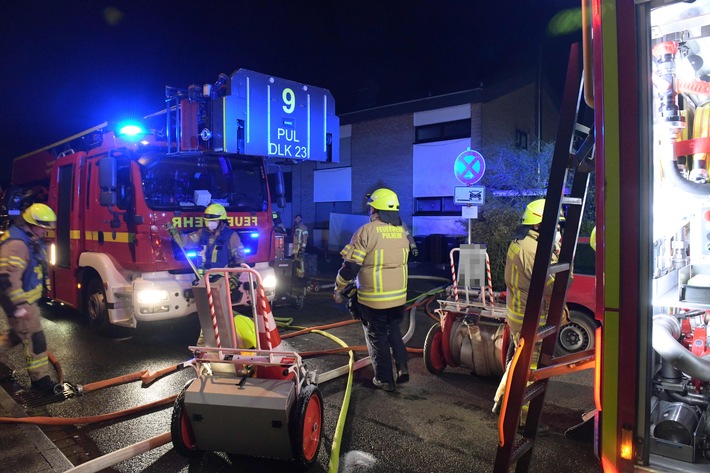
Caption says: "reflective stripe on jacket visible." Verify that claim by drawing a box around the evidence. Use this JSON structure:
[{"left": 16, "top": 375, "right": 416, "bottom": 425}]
[
  {"left": 504, "top": 229, "right": 557, "bottom": 331},
  {"left": 338, "top": 218, "right": 409, "bottom": 309}
]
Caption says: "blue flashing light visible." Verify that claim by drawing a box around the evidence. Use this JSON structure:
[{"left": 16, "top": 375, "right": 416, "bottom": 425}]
[
  {"left": 117, "top": 122, "right": 146, "bottom": 137},
  {"left": 249, "top": 232, "right": 259, "bottom": 239},
  {"left": 244, "top": 248, "right": 252, "bottom": 254},
  {"left": 185, "top": 251, "right": 197, "bottom": 258}
]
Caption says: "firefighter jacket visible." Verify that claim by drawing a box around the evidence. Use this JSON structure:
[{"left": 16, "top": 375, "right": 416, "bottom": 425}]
[
  {"left": 292, "top": 222, "right": 308, "bottom": 255},
  {"left": 336, "top": 216, "right": 409, "bottom": 310},
  {"left": 504, "top": 228, "right": 558, "bottom": 332},
  {"left": 0, "top": 224, "right": 48, "bottom": 312},
  {"left": 185, "top": 224, "right": 245, "bottom": 271}
]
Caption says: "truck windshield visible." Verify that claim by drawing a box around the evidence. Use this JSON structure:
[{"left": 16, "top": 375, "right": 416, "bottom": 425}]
[{"left": 138, "top": 153, "right": 268, "bottom": 212}]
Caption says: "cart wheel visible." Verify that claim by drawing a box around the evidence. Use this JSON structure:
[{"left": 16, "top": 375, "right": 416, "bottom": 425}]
[
  {"left": 171, "top": 379, "right": 202, "bottom": 457},
  {"left": 290, "top": 384, "right": 323, "bottom": 471},
  {"left": 424, "top": 323, "right": 447, "bottom": 374}
]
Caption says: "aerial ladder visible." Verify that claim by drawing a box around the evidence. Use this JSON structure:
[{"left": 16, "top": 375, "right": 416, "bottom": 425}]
[{"left": 493, "top": 43, "right": 596, "bottom": 472}]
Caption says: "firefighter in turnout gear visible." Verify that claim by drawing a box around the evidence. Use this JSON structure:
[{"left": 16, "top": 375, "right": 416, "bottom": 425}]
[
  {"left": 492, "top": 199, "right": 566, "bottom": 432},
  {"left": 0, "top": 203, "right": 58, "bottom": 392},
  {"left": 186, "top": 203, "right": 249, "bottom": 347},
  {"left": 185, "top": 203, "right": 246, "bottom": 275},
  {"left": 292, "top": 214, "right": 308, "bottom": 278},
  {"left": 333, "top": 188, "right": 411, "bottom": 392}
]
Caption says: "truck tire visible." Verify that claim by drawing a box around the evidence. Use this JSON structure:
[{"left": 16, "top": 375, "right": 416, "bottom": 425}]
[
  {"left": 85, "top": 276, "right": 133, "bottom": 338},
  {"left": 555, "top": 309, "right": 596, "bottom": 356}
]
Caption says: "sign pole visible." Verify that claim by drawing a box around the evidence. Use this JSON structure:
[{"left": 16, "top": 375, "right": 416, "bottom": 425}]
[{"left": 454, "top": 148, "right": 486, "bottom": 246}]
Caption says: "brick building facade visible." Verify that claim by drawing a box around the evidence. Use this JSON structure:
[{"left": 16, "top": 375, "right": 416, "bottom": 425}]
[{"left": 280, "top": 73, "right": 560, "bottom": 254}]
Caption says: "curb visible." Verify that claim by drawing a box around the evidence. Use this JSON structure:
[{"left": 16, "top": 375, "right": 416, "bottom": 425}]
[{"left": 0, "top": 385, "right": 74, "bottom": 472}]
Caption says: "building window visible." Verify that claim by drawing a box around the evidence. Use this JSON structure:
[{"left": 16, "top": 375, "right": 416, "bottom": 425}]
[
  {"left": 515, "top": 129, "right": 528, "bottom": 149},
  {"left": 415, "top": 119, "right": 471, "bottom": 144}
]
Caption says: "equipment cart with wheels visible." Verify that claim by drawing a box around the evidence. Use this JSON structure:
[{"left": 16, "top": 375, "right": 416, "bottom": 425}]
[
  {"left": 424, "top": 245, "right": 509, "bottom": 378},
  {"left": 171, "top": 267, "right": 323, "bottom": 471}
]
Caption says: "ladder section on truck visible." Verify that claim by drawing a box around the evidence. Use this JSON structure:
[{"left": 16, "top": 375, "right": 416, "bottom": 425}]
[{"left": 493, "top": 43, "right": 595, "bottom": 473}]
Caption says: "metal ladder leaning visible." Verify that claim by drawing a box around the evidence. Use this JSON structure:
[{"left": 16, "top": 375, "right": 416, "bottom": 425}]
[{"left": 493, "top": 43, "right": 596, "bottom": 472}]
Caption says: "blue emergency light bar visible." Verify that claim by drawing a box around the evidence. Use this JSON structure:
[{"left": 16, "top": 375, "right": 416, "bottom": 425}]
[{"left": 117, "top": 122, "right": 146, "bottom": 136}]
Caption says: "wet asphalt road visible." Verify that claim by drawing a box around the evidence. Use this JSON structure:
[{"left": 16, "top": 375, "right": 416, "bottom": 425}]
[{"left": 0, "top": 275, "right": 601, "bottom": 473}]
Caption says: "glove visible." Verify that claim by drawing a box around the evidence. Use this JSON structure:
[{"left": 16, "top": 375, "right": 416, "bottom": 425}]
[
  {"left": 333, "top": 289, "right": 345, "bottom": 304},
  {"left": 14, "top": 306, "right": 28, "bottom": 318},
  {"left": 410, "top": 243, "right": 418, "bottom": 257}
]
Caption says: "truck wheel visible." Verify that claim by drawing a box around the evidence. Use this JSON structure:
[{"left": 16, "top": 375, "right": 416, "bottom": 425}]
[
  {"left": 171, "top": 379, "right": 202, "bottom": 457},
  {"left": 86, "top": 277, "right": 112, "bottom": 333},
  {"left": 86, "top": 277, "right": 133, "bottom": 338},
  {"left": 290, "top": 384, "right": 323, "bottom": 471},
  {"left": 555, "top": 309, "right": 596, "bottom": 356},
  {"left": 424, "top": 323, "right": 447, "bottom": 374}
]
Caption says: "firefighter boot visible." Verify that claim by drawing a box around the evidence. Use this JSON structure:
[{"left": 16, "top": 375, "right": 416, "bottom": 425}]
[
  {"left": 372, "top": 377, "right": 395, "bottom": 392},
  {"left": 31, "top": 375, "right": 59, "bottom": 393},
  {"left": 396, "top": 363, "right": 409, "bottom": 384}
]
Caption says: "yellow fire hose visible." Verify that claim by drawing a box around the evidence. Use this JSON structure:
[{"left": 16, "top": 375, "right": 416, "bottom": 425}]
[{"left": 310, "top": 329, "right": 356, "bottom": 473}]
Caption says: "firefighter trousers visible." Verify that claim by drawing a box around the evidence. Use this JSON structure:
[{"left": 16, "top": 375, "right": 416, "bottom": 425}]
[
  {"left": 359, "top": 304, "right": 409, "bottom": 384},
  {"left": 493, "top": 328, "right": 541, "bottom": 425},
  {"left": 0, "top": 303, "right": 50, "bottom": 382}
]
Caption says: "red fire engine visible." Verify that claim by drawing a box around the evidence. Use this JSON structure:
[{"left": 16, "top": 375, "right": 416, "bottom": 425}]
[
  {"left": 6, "top": 69, "right": 338, "bottom": 336},
  {"left": 590, "top": 0, "right": 710, "bottom": 471}
]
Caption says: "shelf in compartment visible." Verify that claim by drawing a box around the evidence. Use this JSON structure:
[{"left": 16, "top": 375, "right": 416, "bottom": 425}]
[{"left": 654, "top": 284, "right": 710, "bottom": 310}]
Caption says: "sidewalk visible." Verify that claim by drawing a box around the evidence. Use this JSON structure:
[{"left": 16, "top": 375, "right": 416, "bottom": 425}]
[{"left": 0, "top": 379, "right": 73, "bottom": 472}]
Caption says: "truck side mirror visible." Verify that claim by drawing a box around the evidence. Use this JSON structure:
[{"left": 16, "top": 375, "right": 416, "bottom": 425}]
[
  {"left": 271, "top": 165, "right": 286, "bottom": 209},
  {"left": 98, "top": 156, "right": 118, "bottom": 208},
  {"left": 100, "top": 191, "right": 117, "bottom": 207}
]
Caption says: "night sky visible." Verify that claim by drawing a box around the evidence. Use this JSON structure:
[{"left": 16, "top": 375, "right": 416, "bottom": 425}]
[{"left": 0, "top": 0, "right": 580, "bottom": 186}]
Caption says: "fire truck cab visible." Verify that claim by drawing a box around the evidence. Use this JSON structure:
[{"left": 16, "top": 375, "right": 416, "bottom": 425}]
[{"left": 8, "top": 69, "right": 339, "bottom": 336}]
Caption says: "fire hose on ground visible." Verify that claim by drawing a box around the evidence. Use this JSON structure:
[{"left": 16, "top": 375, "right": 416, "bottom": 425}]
[{"left": 0, "top": 278, "right": 449, "bottom": 471}]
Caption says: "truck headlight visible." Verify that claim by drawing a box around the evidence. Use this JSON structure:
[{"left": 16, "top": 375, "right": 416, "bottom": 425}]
[
  {"left": 136, "top": 289, "right": 169, "bottom": 304},
  {"left": 262, "top": 274, "right": 277, "bottom": 290}
]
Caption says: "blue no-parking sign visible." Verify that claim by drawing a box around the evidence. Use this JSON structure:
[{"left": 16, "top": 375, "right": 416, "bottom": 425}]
[{"left": 454, "top": 149, "right": 486, "bottom": 185}]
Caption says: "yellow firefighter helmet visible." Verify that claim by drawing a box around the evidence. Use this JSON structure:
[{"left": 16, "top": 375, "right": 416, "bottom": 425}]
[
  {"left": 23, "top": 203, "right": 57, "bottom": 229},
  {"left": 367, "top": 188, "right": 400, "bottom": 211},
  {"left": 521, "top": 199, "right": 566, "bottom": 225},
  {"left": 522, "top": 199, "right": 545, "bottom": 225},
  {"left": 204, "top": 203, "right": 227, "bottom": 221}
]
